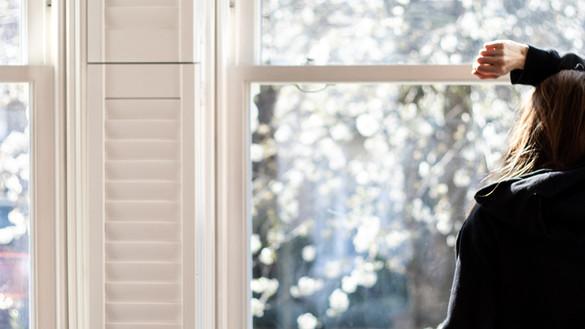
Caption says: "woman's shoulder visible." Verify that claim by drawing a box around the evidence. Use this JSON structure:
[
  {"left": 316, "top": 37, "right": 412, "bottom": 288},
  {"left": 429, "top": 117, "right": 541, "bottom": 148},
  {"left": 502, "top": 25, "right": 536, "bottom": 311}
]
[{"left": 456, "top": 205, "right": 501, "bottom": 261}]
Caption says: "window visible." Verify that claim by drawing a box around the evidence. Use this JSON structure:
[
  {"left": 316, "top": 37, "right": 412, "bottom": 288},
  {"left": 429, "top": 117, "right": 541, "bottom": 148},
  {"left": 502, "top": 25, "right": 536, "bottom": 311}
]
[
  {"left": 0, "top": 82, "right": 30, "bottom": 329},
  {"left": 0, "top": 1, "right": 57, "bottom": 329},
  {"left": 217, "top": 1, "right": 584, "bottom": 329}
]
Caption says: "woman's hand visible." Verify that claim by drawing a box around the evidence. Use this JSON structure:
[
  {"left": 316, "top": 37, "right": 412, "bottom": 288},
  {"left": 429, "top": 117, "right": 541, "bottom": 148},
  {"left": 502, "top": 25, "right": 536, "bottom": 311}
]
[{"left": 472, "top": 40, "right": 529, "bottom": 79}]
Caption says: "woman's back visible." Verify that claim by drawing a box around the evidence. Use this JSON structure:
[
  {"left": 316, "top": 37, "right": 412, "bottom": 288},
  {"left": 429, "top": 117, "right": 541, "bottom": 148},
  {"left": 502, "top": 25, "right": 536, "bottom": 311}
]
[{"left": 443, "top": 163, "right": 585, "bottom": 328}]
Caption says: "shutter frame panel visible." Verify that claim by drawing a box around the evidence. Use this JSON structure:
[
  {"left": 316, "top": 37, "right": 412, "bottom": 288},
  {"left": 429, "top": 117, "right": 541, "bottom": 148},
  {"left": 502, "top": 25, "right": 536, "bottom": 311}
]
[
  {"left": 89, "top": 64, "right": 197, "bottom": 329},
  {"left": 88, "top": 0, "right": 195, "bottom": 63}
]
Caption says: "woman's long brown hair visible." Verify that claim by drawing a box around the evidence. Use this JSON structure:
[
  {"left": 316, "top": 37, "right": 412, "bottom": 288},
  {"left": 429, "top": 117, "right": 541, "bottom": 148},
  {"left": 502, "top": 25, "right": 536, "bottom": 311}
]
[{"left": 498, "top": 70, "right": 585, "bottom": 181}]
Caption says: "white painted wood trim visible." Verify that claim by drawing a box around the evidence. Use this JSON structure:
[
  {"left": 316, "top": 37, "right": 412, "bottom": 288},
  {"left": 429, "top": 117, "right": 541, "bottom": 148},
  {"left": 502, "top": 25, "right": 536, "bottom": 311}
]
[
  {"left": 181, "top": 0, "right": 195, "bottom": 62},
  {"left": 196, "top": 0, "right": 216, "bottom": 327},
  {"left": 234, "top": 0, "right": 259, "bottom": 65},
  {"left": 87, "top": 64, "right": 105, "bottom": 329},
  {"left": 31, "top": 66, "right": 57, "bottom": 329},
  {"left": 62, "top": 0, "right": 90, "bottom": 328},
  {"left": 231, "top": 64, "right": 510, "bottom": 84},
  {"left": 182, "top": 64, "right": 196, "bottom": 329},
  {"left": 27, "top": 0, "right": 50, "bottom": 64},
  {"left": 0, "top": 66, "right": 53, "bottom": 81},
  {"left": 86, "top": 0, "right": 104, "bottom": 63},
  {"left": 216, "top": 63, "right": 251, "bottom": 329}
]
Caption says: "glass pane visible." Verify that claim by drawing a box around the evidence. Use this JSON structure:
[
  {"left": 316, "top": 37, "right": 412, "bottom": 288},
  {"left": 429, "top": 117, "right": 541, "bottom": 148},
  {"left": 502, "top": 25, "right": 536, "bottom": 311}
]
[
  {"left": 250, "top": 83, "right": 531, "bottom": 328},
  {"left": 261, "top": 0, "right": 585, "bottom": 65},
  {"left": 0, "top": 83, "right": 30, "bottom": 329},
  {"left": 0, "top": 0, "right": 24, "bottom": 65}
]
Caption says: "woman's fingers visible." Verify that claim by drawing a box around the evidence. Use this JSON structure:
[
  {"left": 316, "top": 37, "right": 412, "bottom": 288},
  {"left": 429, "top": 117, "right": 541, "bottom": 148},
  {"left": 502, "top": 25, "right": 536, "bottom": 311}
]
[
  {"left": 479, "top": 48, "right": 503, "bottom": 57},
  {"left": 483, "top": 40, "right": 506, "bottom": 50},
  {"left": 476, "top": 56, "right": 501, "bottom": 65},
  {"left": 474, "top": 63, "right": 501, "bottom": 75},
  {"left": 473, "top": 40, "right": 528, "bottom": 78}
]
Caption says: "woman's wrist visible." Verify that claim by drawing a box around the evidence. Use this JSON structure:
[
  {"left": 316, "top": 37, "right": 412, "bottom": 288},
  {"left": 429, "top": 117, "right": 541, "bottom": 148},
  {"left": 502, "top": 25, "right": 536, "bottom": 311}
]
[{"left": 511, "top": 43, "right": 529, "bottom": 71}]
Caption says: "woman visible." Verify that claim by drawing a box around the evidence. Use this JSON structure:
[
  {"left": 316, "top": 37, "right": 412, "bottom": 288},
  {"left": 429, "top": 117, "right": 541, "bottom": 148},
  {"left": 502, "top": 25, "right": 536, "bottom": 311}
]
[{"left": 441, "top": 68, "right": 585, "bottom": 328}]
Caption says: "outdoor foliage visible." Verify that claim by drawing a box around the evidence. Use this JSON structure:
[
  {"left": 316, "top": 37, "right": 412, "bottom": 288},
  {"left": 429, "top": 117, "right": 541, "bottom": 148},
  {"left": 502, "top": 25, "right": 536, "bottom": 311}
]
[{"left": 251, "top": 0, "right": 584, "bottom": 328}]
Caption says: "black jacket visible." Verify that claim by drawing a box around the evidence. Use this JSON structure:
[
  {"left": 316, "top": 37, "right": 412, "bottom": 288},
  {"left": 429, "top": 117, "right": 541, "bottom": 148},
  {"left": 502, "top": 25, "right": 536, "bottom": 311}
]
[
  {"left": 441, "top": 163, "right": 585, "bottom": 328},
  {"left": 511, "top": 45, "right": 585, "bottom": 86}
]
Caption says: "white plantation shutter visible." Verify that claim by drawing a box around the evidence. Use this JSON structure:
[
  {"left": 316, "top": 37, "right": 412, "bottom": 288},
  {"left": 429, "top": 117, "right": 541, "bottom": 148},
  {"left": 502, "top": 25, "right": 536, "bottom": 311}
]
[
  {"left": 88, "top": 64, "right": 197, "bottom": 329},
  {"left": 85, "top": 1, "right": 208, "bottom": 327}
]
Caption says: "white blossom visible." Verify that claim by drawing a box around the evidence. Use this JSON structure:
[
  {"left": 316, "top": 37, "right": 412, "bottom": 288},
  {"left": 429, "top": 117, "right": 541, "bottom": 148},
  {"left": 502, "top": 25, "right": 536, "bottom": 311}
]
[
  {"left": 251, "top": 298, "right": 265, "bottom": 318},
  {"left": 328, "top": 289, "right": 349, "bottom": 313},
  {"left": 356, "top": 113, "right": 380, "bottom": 137},
  {"left": 297, "top": 313, "right": 318, "bottom": 329},
  {"left": 329, "top": 123, "right": 352, "bottom": 141},
  {"left": 0, "top": 294, "right": 14, "bottom": 310},
  {"left": 5, "top": 175, "right": 22, "bottom": 194},
  {"left": 259, "top": 248, "right": 276, "bottom": 265},
  {"left": 250, "top": 234, "right": 262, "bottom": 254},
  {"left": 274, "top": 125, "right": 293, "bottom": 143},
  {"left": 1, "top": 132, "right": 28, "bottom": 155},
  {"left": 353, "top": 216, "right": 380, "bottom": 253},
  {"left": 385, "top": 230, "right": 410, "bottom": 249},
  {"left": 250, "top": 144, "right": 264, "bottom": 163},
  {"left": 291, "top": 276, "right": 323, "bottom": 297},
  {"left": 251, "top": 277, "right": 279, "bottom": 298},
  {"left": 0, "top": 227, "right": 15, "bottom": 244},
  {"left": 301, "top": 245, "right": 316, "bottom": 262},
  {"left": 341, "top": 275, "right": 357, "bottom": 293}
]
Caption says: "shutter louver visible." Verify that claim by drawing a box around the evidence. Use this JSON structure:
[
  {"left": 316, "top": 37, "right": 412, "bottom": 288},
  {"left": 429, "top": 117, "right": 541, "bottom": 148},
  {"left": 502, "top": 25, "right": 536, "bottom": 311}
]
[{"left": 105, "top": 99, "right": 182, "bottom": 329}]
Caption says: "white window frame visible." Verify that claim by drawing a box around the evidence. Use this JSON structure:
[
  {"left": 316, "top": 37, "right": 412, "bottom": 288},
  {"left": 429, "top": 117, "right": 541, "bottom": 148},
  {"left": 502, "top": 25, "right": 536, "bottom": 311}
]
[
  {"left": 214, "top": 1, "right": 510, "bottom": 328},
  {"left": 0, "top": 66, "right": 57, "bottom": 329},
  {"left": 0, "top": 0, "right": 66, "bottom": 328}
]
